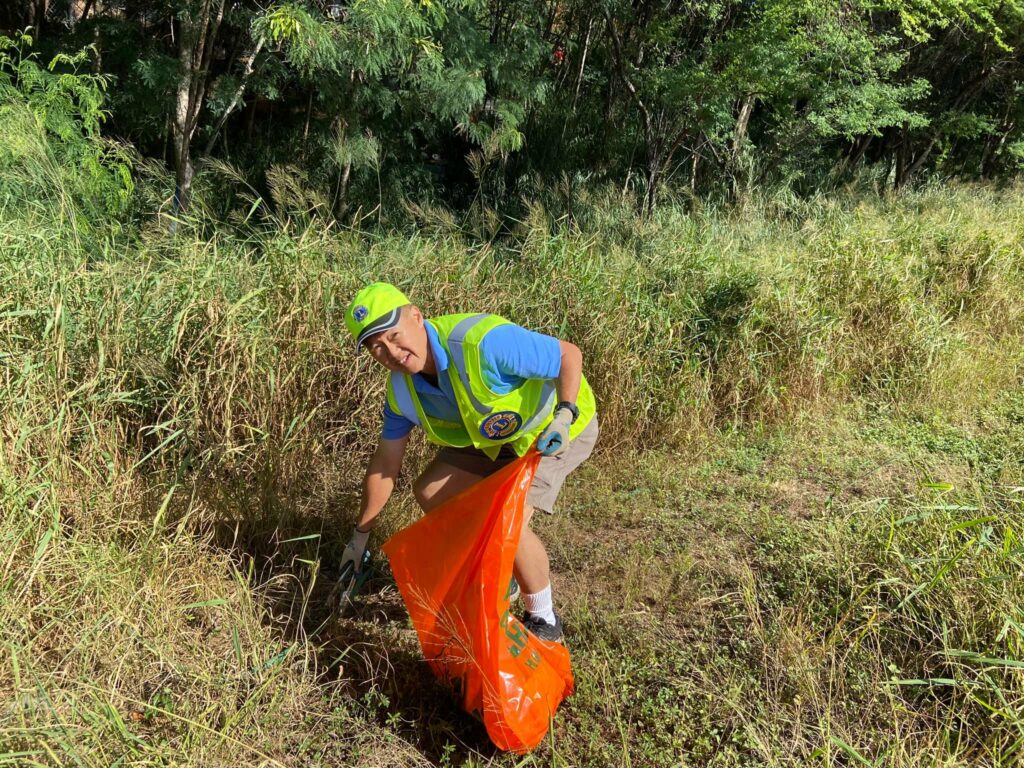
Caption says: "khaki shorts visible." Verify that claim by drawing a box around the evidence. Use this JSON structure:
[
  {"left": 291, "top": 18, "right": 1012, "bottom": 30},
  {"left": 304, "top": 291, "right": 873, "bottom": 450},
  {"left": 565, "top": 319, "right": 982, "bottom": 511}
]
[{"left": 436, "top": 417, "right": 599, "bottom": 513}]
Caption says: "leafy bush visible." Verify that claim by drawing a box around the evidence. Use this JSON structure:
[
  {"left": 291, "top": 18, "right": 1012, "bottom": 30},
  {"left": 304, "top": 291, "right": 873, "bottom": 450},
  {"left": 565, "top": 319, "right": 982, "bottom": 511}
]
[{"left": 0, "top": 31, "right": 134, "bottom": 245}]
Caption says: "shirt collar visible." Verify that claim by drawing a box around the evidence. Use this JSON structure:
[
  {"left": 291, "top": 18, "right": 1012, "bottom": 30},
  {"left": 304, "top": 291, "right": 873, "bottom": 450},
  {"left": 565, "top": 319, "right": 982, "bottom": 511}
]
[{"left": 424, "top": 320, "right": 449, "bottom": 373}]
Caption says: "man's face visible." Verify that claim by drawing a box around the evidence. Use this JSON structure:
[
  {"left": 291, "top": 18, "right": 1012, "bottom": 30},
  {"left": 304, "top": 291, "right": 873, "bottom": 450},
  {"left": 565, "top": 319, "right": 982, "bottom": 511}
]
[{"left": 363, "top": 305, "right": 430, "bottom": 375}]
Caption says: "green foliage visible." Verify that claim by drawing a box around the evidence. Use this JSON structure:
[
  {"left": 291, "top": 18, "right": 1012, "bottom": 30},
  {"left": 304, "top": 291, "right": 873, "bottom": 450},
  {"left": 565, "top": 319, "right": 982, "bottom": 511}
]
[
  {"left": 890, "top": 0, "right": 1024, "bottom": 49},
  {"left": 332, "top": 127, "right": 380, "bottom": 172},
  {"left": 801, "top": 19, "right": 931, "bottom": 139},
  {"left": 257, "top": 3, "right": 348, "bottom": 76},
  {"left": 24, "top": 0, "right": 1017, "bottom": 214},
  {"left": 0, "top": 31, "right": 134, "bottom": 240}
]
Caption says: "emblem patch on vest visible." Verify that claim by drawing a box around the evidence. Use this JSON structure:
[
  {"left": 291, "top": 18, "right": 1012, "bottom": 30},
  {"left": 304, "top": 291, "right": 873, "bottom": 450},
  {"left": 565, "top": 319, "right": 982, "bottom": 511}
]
[{"left": 480, "top": 411, "right": 522, "bottom": 440}]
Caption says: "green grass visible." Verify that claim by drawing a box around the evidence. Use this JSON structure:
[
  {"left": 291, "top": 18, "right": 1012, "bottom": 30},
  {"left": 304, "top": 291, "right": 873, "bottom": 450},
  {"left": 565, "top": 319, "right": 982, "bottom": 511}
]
[
  {"left": 2, "top": 171, "right": 1024, "bottom": 765},
  {"left": 541, "top": 395, "right": 1024, "bottom": 766}
]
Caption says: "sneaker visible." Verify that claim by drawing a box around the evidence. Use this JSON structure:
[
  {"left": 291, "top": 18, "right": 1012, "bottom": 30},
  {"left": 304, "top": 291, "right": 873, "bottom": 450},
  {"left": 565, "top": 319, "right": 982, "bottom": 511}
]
[
  {"left": 523, "top": 612, "right": 563, "bottom": 643},
  {"left": 507, "top": 576, "right": 521, "bottom": 603}
]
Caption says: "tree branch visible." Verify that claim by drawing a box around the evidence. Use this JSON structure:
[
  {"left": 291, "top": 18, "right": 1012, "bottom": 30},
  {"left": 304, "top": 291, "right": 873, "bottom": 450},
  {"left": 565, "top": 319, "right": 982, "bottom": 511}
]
[
  {"left": 203, "top": 34, "right": 266, "bottom": 155},
  {"left": 603, "top": 9, "right": 652, "bottom": 141}
]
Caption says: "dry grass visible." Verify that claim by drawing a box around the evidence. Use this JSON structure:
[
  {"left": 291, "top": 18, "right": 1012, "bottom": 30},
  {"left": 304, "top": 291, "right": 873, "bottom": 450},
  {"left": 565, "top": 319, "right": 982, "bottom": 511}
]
[{"left": 2, "top": 177, "right": 1024, "bottom": 765}]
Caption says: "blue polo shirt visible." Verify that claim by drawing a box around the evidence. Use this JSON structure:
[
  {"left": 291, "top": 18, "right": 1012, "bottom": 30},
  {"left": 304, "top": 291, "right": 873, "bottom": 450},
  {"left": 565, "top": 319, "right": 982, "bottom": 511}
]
[{"left": 381, "top": 320, "right": 562, "bottom": 440}]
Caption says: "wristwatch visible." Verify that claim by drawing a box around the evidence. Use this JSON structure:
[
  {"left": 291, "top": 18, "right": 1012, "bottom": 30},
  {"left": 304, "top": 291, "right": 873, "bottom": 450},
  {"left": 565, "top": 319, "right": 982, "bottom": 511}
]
[{"left": 555, "top": 400, "right": 579, "bottom": 424}]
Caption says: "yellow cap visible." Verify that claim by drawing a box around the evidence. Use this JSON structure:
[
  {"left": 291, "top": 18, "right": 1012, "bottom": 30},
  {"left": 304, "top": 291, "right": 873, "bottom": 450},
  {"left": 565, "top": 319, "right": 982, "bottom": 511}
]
[{"left": 345, "top": 282, "right": 410, "bottom": 351}]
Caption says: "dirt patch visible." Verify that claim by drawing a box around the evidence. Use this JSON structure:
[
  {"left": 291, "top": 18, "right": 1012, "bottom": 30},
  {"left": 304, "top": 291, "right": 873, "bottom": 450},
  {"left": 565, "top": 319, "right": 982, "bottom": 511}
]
[{"left": 769, "top": 477, "right": 830, "bottom": 519}]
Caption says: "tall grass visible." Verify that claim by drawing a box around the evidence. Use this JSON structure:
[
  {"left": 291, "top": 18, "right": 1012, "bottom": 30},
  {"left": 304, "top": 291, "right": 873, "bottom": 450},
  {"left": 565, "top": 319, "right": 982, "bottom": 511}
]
[{"left": 550, "top": 404, "right": 1024, "bottom": 766}]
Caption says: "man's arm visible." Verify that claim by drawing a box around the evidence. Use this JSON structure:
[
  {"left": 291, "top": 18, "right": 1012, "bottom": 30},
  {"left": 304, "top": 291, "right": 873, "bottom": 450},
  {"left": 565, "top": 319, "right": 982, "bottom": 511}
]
[
  {"left": 342, "top": 435, "right": 409, "bottom": 573},
  {"left": 356, "top": 434, "right": 409, "bottom": 532},
  {"left": 477, "top": 324, "right": 584, "bottom": 455},
  {"left": 556, "top": 339, "right": 583, "bottom": 405},
  {"left": 537, "top": 339, "right": 584, "bottom": 457}
]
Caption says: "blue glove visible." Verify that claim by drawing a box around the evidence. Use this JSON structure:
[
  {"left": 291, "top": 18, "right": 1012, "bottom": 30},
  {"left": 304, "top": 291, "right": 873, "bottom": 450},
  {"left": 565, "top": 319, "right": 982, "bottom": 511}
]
[{"left": 536, "top": 408, "right": 574, "bottom": 457}]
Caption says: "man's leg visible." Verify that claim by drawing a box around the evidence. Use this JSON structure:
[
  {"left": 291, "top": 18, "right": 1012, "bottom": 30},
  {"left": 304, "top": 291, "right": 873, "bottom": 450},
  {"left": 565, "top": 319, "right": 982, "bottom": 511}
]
[
  {"left": 412, "top": 457, "right": 487, "bottom": 512},
  {"left": 413, "top": 429, "right": 602, "bottom": 643},
  {"left": 515, "top": 505, "right": 559, "bottom": 635},
  {"left": 414, "top": 456, "right": 551, "bottom": 604},
  {"left": 518, "top": 418, "right": 600, "bottom": 639},
  {"left": 513, "top": 505, "right": 549, "bottom": 594}
]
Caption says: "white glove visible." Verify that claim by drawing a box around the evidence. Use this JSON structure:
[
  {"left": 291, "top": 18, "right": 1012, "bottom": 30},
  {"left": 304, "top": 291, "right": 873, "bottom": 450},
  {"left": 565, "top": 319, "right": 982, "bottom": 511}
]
[{"left": 341, "top": 527, "right": 371, "bottom": 573}]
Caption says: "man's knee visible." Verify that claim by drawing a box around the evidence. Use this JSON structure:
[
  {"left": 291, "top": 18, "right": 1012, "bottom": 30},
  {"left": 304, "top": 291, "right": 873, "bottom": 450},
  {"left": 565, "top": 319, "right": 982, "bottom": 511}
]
[{"left": 412, "top": 472, "right": 436, "bottom": 511}]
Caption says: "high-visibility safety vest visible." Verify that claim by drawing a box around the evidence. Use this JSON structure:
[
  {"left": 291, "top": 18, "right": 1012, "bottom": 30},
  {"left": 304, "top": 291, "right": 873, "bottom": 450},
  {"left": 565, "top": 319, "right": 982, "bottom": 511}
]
[{"left": 386, "top": 313, "right": 596, "bottom": 459}]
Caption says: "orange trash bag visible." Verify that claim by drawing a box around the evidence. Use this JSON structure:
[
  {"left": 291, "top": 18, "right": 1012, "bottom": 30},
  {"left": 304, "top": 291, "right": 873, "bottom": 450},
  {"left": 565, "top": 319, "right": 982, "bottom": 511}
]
[{"left": 381, "top": 450, "right": 574, "bottom": 753}]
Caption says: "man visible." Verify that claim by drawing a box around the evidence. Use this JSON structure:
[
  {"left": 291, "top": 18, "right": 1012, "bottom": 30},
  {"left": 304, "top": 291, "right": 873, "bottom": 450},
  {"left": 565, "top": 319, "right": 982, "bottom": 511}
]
[{"left": 339, "top": 282, "right": 598, "bottom": 642}]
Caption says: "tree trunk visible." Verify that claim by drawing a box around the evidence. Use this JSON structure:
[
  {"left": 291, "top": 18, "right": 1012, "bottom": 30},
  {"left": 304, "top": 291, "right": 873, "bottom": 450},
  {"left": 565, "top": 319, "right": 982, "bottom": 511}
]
[
  {"left": 171, "top": 0, "right": 226, "bottom": 223},
  {"left": 729, "top": 94, "right": 754, "bottom": 197},
  {"left": 335, "top": 159, "right": 352, "bottom": 220},
  {"left": 172, "top": 81, "right": 195, "bottom": 216},
  {"left": 845, "top": 135, "right": 872, "bottom": 175},
  {"left": 604, "top": 10, "right": 657, "bottom": 215},
  {"left": 571, "top": 18, "right": 593, "bottom": 112},
  {"left": 645, "top": 165, "right": 658, "bottom": 213},
  {"left": 301, "top": 90, "right": 314, "bottom": 160},
  {"left": 33, "top": 0, "right": 48, "bottom": 31},
  {"left": 560, "top": 17, "right": 594, "bottom": 145},
  {"left": 899, "top": 66, "right": 999, "bottom": 187},
  {"left": 172, "top": 139, "right": 195, "bottom": 214},
  {"left": 982, "top": 115, "right": 1015, "bottom": 177},
  {"left": 903, "top": 133, "right": 939, "bottom": 182},
  {"left": 731, "top": 95, "right": 754, "bottom": 165},
  {"left": 894, "top": 125, "right": 909, "bottom": 190}
]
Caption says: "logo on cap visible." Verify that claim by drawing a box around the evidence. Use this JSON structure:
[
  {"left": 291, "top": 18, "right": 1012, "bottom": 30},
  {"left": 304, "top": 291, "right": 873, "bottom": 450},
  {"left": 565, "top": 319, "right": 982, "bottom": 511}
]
[
  {"left": 480, "top": 411, "right": 522, "bottom": 440},
  {"left": 353, "top": 305, "right": 369, "bottom": 323}
]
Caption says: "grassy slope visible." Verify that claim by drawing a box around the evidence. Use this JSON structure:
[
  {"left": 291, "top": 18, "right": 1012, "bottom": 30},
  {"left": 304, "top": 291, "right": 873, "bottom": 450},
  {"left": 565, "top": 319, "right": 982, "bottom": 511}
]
[{"left": 2, "top": 185, "right": 1023, "bottom": 766}]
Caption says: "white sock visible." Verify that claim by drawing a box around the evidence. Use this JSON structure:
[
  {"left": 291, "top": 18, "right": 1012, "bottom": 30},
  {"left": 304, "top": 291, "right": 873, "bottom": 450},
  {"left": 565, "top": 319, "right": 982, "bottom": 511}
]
[{"left": 523, "top": 584, "right": 556, "bottom": 624}]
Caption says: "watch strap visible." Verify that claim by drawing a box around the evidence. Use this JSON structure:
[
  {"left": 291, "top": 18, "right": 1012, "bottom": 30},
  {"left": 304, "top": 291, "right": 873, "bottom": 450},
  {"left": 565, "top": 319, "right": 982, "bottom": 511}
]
[{"left": 555, "top": 400, "right": 579, "bottom": 424}]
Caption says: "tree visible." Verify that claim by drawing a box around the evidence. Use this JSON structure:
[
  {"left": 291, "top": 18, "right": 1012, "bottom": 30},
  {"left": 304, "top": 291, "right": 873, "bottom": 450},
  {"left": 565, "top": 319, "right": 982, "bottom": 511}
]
[
  {"left": 23, "top": 0, "right": 1024, "bottom": 217},
  {"left": 171, "top": 0, "right": 227, "bottom": 217}
]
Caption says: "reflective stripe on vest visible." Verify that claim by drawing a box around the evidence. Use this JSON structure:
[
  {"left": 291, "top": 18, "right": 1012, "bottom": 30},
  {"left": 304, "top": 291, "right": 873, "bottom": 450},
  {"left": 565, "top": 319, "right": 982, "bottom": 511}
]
[
  {"left": 446, "top": 314, "right": 493, "bottom": 415},
  {"left": 385, "top": 313, "right": 596, "bottom": 456},
  {"left": 520, "top": 379, "right": 557, "bottom": 434},
  {"left": 445, "top": 313, "right": 558, "bottom": 433},
  {"left": 389, "top": 373, "right": 421, "bottom": 426}
]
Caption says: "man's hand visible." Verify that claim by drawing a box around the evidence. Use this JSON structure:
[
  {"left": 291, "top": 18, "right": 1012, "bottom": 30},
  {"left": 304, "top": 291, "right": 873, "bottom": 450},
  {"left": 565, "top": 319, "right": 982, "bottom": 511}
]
[
  {"left": 341, "top": 526, "right": 371, "bottom": 574},
  {"left": 536, "top": 407, "right": 574, "bottom": 457}
]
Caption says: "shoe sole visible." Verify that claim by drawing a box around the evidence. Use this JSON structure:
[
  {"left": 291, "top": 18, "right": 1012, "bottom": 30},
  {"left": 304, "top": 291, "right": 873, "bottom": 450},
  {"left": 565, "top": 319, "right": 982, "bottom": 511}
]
[{"left": 529, "top": 632, "right": 563, "bottom": 644}]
